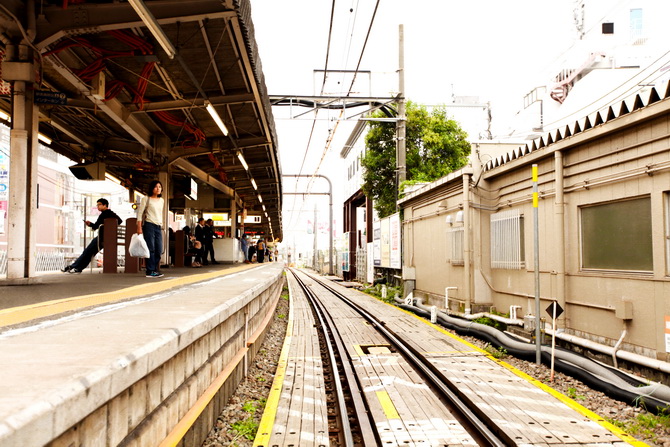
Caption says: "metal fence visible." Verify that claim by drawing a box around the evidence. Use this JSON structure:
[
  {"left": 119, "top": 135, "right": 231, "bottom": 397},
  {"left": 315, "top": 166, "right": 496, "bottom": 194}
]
[
  {"left": 355, "top": 246, "right": 367, "bottom": 283},
  {"left": 0, "top": 244, "right": 126, "bottom": 275}
]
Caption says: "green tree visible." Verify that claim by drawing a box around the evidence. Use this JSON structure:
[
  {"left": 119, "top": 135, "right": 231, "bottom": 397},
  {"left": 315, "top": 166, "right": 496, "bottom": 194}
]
[{"left": 361, "top": 102, "right": 471, "bottom": 217}]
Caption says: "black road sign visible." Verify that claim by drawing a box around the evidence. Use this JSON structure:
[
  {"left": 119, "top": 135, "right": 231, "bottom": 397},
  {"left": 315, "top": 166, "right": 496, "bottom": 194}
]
[{"left": 546, "top": 301, "right": 564, "bottom": 319}]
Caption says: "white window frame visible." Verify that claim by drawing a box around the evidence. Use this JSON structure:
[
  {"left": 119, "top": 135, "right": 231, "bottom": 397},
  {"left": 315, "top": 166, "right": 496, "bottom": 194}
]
[
  {"left": 448, "top": 226, "right": 464, "bottom": 265},
  {"left": 490, "top": 209, "right": 525, "bottom": 269}
]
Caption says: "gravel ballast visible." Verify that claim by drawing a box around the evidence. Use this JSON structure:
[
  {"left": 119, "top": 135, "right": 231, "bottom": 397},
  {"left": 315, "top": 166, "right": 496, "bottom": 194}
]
[{"left": 202, "top": 288, "right": 670, "bottom": 447}]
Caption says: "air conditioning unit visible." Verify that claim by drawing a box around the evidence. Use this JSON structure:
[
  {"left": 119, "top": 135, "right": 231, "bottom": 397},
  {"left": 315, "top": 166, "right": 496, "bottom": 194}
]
[{"left": 69, "top": 162, "right": 106, "bottom": 181}]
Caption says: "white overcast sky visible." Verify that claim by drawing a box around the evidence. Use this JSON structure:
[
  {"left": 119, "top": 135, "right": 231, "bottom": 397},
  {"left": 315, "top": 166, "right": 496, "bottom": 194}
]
[{"left": 249, "top": 0, "right": 576, "bottom": 243}]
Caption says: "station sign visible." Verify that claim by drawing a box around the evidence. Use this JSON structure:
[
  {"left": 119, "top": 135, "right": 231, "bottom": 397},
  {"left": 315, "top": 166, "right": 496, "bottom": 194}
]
[{"left": 34, "top": 90, "right": 67, "bottom": 105}]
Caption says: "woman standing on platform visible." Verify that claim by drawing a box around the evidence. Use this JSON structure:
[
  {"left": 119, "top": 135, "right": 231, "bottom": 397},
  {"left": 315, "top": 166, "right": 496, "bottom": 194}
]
[{"left": 136, "top": 180, "right": 165, "bottom": 278}]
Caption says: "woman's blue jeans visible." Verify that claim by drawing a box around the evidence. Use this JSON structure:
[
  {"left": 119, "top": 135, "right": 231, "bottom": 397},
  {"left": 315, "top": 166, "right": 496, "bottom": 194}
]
[{"left": 143, "top": 222, "right": 163, "bottom": 273}]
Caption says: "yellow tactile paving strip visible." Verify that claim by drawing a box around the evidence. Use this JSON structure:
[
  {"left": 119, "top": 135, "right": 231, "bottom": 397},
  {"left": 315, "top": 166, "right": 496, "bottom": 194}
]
[{"left": 0, "top": 264, "right": 257, "bottom": 328}]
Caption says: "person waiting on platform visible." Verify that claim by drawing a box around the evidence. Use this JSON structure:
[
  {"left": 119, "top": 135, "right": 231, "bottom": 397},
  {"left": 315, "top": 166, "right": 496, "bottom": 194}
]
[
  {"left": 194, "top": 217, "right": 206, "bottom": 266},
  {"left": 257, "top": 237, "right": 266, "bottom": 263},
  {"left": 203, "top": 218, "right": 219, "bottom": 264},
  {"left": 136, "top": 180, "right": 165, "bottom": 278},
  {"left": 240, "top": 234, "right": 249, "bottom": 263},
  {"left": 62, "top": 198, "right": 122, "bottom": 273},
  {"left": 248, "top": 241, "right": 256, "bottom": 263}
]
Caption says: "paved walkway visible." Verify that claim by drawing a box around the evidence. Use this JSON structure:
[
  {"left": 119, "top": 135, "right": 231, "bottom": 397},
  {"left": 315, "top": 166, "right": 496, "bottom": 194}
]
[{"left": 0, "top": 262, "right": 279, "bottom": 327}]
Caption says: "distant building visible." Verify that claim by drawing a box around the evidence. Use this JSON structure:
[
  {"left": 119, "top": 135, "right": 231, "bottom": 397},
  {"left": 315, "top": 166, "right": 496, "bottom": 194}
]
[{"left": 506, "top": 0, "right": 670, "bottom": 140}]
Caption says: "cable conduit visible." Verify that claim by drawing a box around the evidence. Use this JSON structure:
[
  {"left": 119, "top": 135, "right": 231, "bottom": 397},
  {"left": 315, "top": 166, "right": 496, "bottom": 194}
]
[{"left": 397, "top": 297, "right": 670, "bottom": 413}]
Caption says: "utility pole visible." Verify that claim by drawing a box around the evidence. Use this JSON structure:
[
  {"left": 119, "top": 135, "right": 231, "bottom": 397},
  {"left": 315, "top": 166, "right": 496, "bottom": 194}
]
[{"left": 397, "top": 24, "right": 407, "bottom": 196}]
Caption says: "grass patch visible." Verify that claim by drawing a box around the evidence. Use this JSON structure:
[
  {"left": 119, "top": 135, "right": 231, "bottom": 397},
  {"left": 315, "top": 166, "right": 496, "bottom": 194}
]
[
  {"left": 231, "top": 399, "right": 266, "bottom": 441},
  {"left": 472, "top": 316, "right": 507, "bottom": 332},
  {"left": 483, "top": 343, "right": 507, "bottom": 359},
  {"left": 607, "top": 411, "right": 670, "bottom": 443},
  {"left": 566, "top": 387, "right": 585, "bottom": 400}
]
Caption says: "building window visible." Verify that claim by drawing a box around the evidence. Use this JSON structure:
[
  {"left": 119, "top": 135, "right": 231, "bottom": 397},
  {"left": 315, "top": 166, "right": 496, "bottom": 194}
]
[
  {"left": 448, "top": 227, "right": 464, "bottom": 266},
  {"left": 602, "top": 22, "right": 614, "bottom": 34},
  {"left": 630, "top": 8, "right": 643, "bottom": 41},
  {"left": 581, "top": 197, "right": 652, "bottom": 271},
  {"left": 490, "top": 209, "right": 525, "bottom": 269}
]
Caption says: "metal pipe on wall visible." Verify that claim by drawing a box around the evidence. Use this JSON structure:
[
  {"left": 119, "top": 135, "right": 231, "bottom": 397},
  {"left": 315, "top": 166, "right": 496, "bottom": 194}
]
[
  {"left": 462, "top": 172, "right": 472, "bottom": 314},
  {"left": 554, "top": 151, "right": 566, "bottom": 327}
]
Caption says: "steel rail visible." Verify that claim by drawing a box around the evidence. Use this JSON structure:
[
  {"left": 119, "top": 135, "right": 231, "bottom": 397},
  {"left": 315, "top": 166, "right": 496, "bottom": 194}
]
[
  {"left": 290, "top": 269, "right": 378, "bottom": 446},
  {"left": 301, "top": 270, "right": 509, "bottom": 447},
  {"left": 289, "top": 269, "right": 356, "bottom": 447}
]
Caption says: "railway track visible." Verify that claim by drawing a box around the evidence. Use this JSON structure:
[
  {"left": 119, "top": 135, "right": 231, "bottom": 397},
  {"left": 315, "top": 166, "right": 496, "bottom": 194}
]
[{"left": 290, "top": 268, "right": 508, "bottom": 447}]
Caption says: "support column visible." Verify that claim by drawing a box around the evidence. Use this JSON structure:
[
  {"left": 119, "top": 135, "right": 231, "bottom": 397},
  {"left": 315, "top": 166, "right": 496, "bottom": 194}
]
[
  {"left": 230, "top": 198, "right": 237, "bottom": 239},
  {"left": 6, "top": 44, "right": 39, "bottom": 279},
  {"left": 554, "top": 151, "right": 566, "bottom": 327},
  {"left": 158, "top": 170, "right": 170, "bottom": 267}
]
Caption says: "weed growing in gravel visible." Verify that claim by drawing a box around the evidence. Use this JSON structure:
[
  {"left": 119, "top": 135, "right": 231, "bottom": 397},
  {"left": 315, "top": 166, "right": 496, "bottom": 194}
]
[
  {"left": 472, "top": 316, "right": 507, "bottom": 331},
  {"left": 231, "top": 418, "right": 258, "bottom": 441},
  {"left": 231, "top": 400, "right": 262, "bottom": 441},
  {"left": 608, "top": 411, "right": 670, "bottom": 443},
  {"left": 362, "top": 284, "right": 402, "bottom": 304},
  {"left": 278, "top": 313, "right": 286, "bottom": 319},
  {"left": 566, "top": 387, "right": 585, "bottom": 400},
  {"left": 483, "top": 343, "right": 507, "bottom": 359},
  {"left": 281, "top": 285, "right": 289, "bottom": 300}
]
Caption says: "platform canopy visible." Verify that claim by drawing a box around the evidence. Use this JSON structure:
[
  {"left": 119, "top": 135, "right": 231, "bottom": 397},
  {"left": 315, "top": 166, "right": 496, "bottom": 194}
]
[{"left": 0, "top": 0, "right": 282, "bottom": 239}]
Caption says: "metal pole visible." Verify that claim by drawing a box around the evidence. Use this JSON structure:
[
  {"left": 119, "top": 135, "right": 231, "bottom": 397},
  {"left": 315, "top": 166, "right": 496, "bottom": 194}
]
[
  {"left": 397, "top": 24, "right": 406, "bottom": 189},
  {"left": 533, "top": 164, "right": 541, "bottom": 365},
  {"left": 283, "top": 174, "right": 333, "bottom": 275}
]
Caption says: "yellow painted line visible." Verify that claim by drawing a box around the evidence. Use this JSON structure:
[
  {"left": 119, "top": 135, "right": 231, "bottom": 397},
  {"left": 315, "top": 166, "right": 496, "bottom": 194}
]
[
  {"left": 488, "top": 356, "right": 648, "bottom": 446},
  {"left": 387, "top": 300, "right": 649, "bottom": 446},
  {"left": 353, "top": 344, "right": 366, "bottom": 357},
  {"left": 0, "top": 264, "right": 256, "bottom": 328},
  {"left": 376, "top": 390, "right": 400, "bottom": 419},
  {"left": 253, "top": 275, "right": 295, "bottom": 447}
]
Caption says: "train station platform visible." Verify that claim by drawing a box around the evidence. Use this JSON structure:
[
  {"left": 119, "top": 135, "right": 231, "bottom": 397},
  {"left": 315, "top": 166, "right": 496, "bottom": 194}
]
[{"left": 0, "top": 261, "right": 285, "bottom": 447}]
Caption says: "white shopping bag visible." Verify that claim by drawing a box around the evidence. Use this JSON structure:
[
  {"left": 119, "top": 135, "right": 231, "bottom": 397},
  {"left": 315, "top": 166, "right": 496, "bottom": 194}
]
[{"left": 129, "top": 233, "right": 150, "bottom": 258}]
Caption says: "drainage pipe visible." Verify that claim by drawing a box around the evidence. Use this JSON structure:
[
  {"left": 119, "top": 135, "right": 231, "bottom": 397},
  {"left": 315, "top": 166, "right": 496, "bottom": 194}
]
[
  {"left": 399, "top": 297, "right": 670, "bottom": 411},
  {"left": 612, "top": 321, "right": 628, "bottom": 369},
  {"left": 548, "top": 328, "right": 670, "bottom": 375}
]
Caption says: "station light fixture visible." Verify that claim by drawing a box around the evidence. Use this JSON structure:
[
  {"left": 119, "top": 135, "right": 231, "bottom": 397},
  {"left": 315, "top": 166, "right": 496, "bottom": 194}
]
[
  {"left": 237, "top": 151, "right": 249, "bottom": 171},
  {"left": 37, "top": 133, "right": 52, "bottom": 145},
  {"left": 127, "top": 0, "right": 177, "bottom": 59},
  {"left": 205, "top": 101, "right": 229, "bottom": 136},
  {"left": 262, "top": 204, "right": 266, "bottom": 212},
  {"left": 251, "top": 178, "right": 258, "bottom": 190},
  {"left": 258, "top": 194, "right": 263, "bottom": 203}
]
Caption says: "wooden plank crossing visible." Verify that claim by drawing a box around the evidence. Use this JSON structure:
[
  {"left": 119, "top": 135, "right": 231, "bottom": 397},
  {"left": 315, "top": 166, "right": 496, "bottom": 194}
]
[
  {"left": 430, "top": 354, "right": 622, "bottom": 445},
  {"left": 310, "top": 281, "right": 480, "bottom": 446}
]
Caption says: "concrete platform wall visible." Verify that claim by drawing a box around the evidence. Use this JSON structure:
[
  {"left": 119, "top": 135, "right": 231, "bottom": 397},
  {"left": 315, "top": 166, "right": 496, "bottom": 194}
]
[{"left": 36, "top": 270, "right": 284, "bottom": 447}]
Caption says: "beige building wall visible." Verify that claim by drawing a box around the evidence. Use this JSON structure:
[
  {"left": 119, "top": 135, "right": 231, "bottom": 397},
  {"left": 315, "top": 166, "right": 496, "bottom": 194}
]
[{"left": 400, "top": 88, "right": 670, "bottom": 361}]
